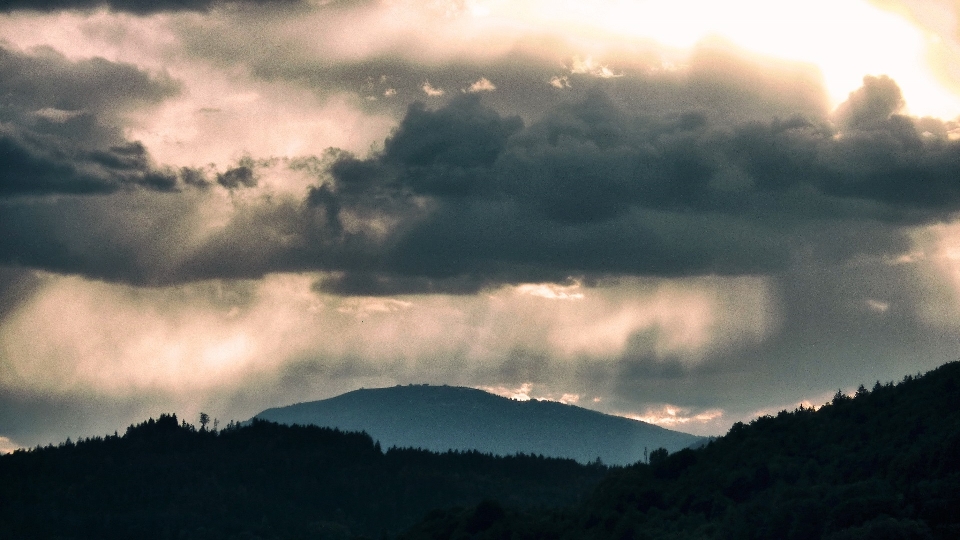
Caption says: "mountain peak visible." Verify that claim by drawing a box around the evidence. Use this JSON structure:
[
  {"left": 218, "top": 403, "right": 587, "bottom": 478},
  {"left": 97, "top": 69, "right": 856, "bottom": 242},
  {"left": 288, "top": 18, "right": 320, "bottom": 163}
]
[{"left": 255, "top": 384, "right": 704, "bottom": 465}]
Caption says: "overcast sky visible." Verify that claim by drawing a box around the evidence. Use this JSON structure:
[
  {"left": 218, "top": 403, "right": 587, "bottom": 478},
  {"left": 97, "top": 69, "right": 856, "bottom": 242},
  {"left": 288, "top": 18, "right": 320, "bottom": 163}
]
[{"left": 3, "top": 0, "right": 960, "bottom": 451}]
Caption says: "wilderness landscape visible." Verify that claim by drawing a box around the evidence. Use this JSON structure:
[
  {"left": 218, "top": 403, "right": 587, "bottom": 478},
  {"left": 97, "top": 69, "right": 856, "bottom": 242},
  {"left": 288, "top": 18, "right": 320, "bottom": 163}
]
[
  {"left": 5, "top": 0, "right": 960, "bottom": 452},
  {"left": 3, "top": 0, "right": 960, "bottom": 537},
  {"left": 2, "top": 361, "right": 958, "bottom": 538}
]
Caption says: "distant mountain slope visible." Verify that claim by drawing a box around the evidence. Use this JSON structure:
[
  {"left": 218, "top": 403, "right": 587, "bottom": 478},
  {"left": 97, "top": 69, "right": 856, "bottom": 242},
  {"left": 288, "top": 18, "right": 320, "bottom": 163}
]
[
  {"left": 403, "top": 361, "right": 960, "bottom": 539},
  {"left": 255, "top": 385, "right": 705, "bottom": 465}
]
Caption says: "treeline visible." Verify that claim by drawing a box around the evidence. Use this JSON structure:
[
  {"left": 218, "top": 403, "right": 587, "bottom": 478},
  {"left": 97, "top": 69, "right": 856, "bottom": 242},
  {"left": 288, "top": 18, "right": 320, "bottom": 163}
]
[
  {"left": 5, "top": 361, "right": 959, "bottom": 539},
  {"left": 0, "top": 415, "right": 608, "bottom": 539},
  {"left": 402, "top": 362, "right": 960, "bottom": 539}
]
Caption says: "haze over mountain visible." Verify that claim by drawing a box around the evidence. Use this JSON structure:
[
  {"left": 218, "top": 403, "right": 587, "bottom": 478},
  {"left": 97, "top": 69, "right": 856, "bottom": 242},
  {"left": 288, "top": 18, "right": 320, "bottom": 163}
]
[
  {"left": 4, "top": 361, "right": 959, "bottom": 539},
  {"left": 255, "top": 385, "right": 705, "bottom": 465},
  {"left": 7, "top": 0, "right": 960, "bottom": 453}
]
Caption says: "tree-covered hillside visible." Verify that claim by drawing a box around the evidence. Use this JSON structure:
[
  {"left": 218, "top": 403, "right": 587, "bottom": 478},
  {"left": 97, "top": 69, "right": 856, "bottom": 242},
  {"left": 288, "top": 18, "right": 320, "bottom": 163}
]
[
  {"left": 0, "top": 416, "right": 607, "bottom": 539},
  {"left": 5, "top": 361, "right": 959, "bottom": 539},
  {"left": 403, "top": 361, "right": 960, "bottom": 539}
]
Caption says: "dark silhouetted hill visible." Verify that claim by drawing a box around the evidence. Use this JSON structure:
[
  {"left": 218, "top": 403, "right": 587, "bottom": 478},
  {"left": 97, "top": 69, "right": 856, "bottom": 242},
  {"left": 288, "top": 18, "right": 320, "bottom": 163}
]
[
  {"left": 255, "top": 384, "right": 705, "bottom": 465},
  {"left": 0, "top": 416, "right": 607, "bottom": 539},
  {"left": 402, "top": 361, "right": 960, "bottom": 539}
]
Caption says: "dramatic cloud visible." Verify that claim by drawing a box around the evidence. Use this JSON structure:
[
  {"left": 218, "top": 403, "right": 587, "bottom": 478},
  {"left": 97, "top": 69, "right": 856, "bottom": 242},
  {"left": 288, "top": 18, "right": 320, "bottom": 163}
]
[
  {"left": 0, "top": 44, "right": 186, "bottom": 195},
  {"left": 4, "top": 0, "right": 960, "bottom": 451},
  {"left": 4, "top": 68, "right": 959, "bottom": 294},
  {"left": 308, "top": 77, "right": 960, "bottom": 294},
  {"left": 0, "top": 271, "right": 779, "bottom": 443},
  {"left": 0, "top": 0, "right": 304, "bottom": 15}
]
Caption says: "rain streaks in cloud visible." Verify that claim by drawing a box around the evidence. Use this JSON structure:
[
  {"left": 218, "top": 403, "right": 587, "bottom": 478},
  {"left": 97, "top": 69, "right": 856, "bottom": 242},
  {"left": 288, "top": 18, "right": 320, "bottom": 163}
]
[{"left": 3, "top": 0, "right": 960, "bottom": 448}]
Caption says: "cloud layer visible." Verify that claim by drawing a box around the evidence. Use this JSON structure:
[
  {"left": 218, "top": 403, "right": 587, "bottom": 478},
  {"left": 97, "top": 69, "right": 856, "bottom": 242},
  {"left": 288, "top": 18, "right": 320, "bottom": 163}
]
[
  {"left": 0, "top": 0, "right": 304, "bottom": 15},
  {"left": 4, "top": 0, "right": 960, "bottom": 450},
  {"left": 0, "top": 45, "right": 186, "bottom": 194},
  {"left": 5, "top": 44, "right": 959, "bottom": 293}
]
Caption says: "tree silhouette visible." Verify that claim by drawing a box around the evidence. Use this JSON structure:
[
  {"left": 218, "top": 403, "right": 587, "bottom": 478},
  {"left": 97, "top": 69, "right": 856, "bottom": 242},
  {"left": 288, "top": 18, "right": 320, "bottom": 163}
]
[{"left": 648, "top": 447, "right": 668, "bottom": 466}]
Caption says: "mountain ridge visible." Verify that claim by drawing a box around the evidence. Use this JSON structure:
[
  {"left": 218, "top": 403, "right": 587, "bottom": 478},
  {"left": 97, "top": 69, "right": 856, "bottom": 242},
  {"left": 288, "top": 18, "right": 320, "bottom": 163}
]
[
  {"left": 4, "top": 362, "right": 960, "bottom": 539},
  {"left": 254, "top": 384, "right": 705, "bottom": 465},
  {"left": 402, "top": 361, "right": 960, "bottom": 539}
]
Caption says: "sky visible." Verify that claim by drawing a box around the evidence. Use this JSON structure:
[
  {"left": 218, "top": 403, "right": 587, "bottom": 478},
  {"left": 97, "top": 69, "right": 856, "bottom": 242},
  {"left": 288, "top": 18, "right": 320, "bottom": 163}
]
[{"left": 3, "top": 0, "right": 960, "bottom": 452}]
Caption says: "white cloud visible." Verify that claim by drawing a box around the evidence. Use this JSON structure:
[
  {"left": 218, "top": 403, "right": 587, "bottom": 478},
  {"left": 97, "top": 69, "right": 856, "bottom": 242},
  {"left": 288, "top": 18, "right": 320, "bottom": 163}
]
[
  {"left": 0, "top": 436, "right": 20, "bottom": 454},
  {"left": 479, "top": 382, "right": 580, "bottom": 404},
  {"left": 336, "top": 298, "right": 414, "bottom": 318},
  {"left": 627, "top": 404, "right": 724, "bottom": 426},
  {"left": 622, "top": 404, "right": 725, "bottom": 435},
  {"left": 866, "top": 299, "right": 891, "bottom": 313},
  {"left": 33, "top": 107, "right": 84, "bottom": 123},
  {"left": 422, "top": 81, "right": 445, "bottom": 96},
  {"left": 481, "top": 382, "right": 533, "bottom": 401},
  {"left": 465, "top": 77, "right": 496, "bottom": 92},
  {"left": 513, "top": 281, "right": 584, "bottom": 300},
  {"left": 568, "top": 56, "right": 622, "bottom": 78}
]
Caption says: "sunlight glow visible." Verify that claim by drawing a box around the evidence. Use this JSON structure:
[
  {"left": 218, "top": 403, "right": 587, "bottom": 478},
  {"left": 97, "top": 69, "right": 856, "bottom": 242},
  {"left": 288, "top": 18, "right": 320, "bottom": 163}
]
[
  {"left": 480, "top": 382, "right": 582, "bottom": 404},
  {"left": 0, "top": 436, "right": 20, "bottom": 455},
  {"left": 513, "top": 281, "right": 585, "bottom": 300},
  {"left": 482, "top": 382, "right": 534, "bottom": 401},
  {"left": 907, "top": 223, "right": 960, "bottom": 330},
  {"left": 465, "top": 77, "right": 497, "bottom": 92},
  {"left": 467, "top": 0, "right": 960, "bottom": 118},
  {"left": 625, "top": 404, "right": 725, "bottom": 427}
]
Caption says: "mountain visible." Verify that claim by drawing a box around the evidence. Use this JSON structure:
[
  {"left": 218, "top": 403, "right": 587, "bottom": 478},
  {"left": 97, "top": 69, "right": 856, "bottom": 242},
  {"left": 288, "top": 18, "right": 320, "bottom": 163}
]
[
  {"left": 6, "top": 363, "right": 959, "bottom": 540},
  {"left": 254, "top": 384, "right": 706, "bottom": 465},
  {"left": 0, "top": 416, "right": 608, "bottom": 539},
  {"left": 402, "top": 361, "right": 960, "bottom": 539}
]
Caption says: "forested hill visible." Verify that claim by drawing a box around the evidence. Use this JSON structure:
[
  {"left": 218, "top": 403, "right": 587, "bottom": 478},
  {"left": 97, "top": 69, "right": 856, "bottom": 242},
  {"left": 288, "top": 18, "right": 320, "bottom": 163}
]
[
  {"left": 0, "top": 416, "right": 607, "bottom": 539},
  {"left": 6, "top": 363, "right": 958, "bottom": 540},
  {"left": 255, "top": 384, "right": 704, "bottom": 465},
  {"left": 402, "top": 361, "right": 960, "bottom": 539}
]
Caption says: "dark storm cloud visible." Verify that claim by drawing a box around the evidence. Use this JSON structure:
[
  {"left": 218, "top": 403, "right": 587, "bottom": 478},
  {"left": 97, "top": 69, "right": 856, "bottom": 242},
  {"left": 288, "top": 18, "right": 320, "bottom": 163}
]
[
  {"left": 2, "top": 65, "right": 957, "bottom": 291},
  {"left": 0, "top": 186, "right": 269, "bottom": 285},
  {"left": 0, "top": 44, "right": 195, "bottom": 195},
  {"left": 834, "top": 74, "right": 905, "bottom": 130},
  {"left": 0, "top": 197, "right": 169, "bottom": 283},
  {"left": 0, "top": 135, "right": 183, "bottom": 194},
  {"left": 217, "top": 163, "right": 258, "bottom": 189},
  {"left": 0, "top": 45, "right": 178, "bottom": 119},
  {"left": 306, "top": 77, "right": 953, "bottom": 294},
  {"left": 0, "top": 0, "right": 304, "bottom": 14}
]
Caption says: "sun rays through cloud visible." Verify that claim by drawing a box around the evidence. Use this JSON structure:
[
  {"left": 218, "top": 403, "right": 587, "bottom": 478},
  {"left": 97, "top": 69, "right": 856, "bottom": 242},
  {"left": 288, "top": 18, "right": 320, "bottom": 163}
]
[{"left": 3, "top": 0, "right": 960, "bottom": 449}]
